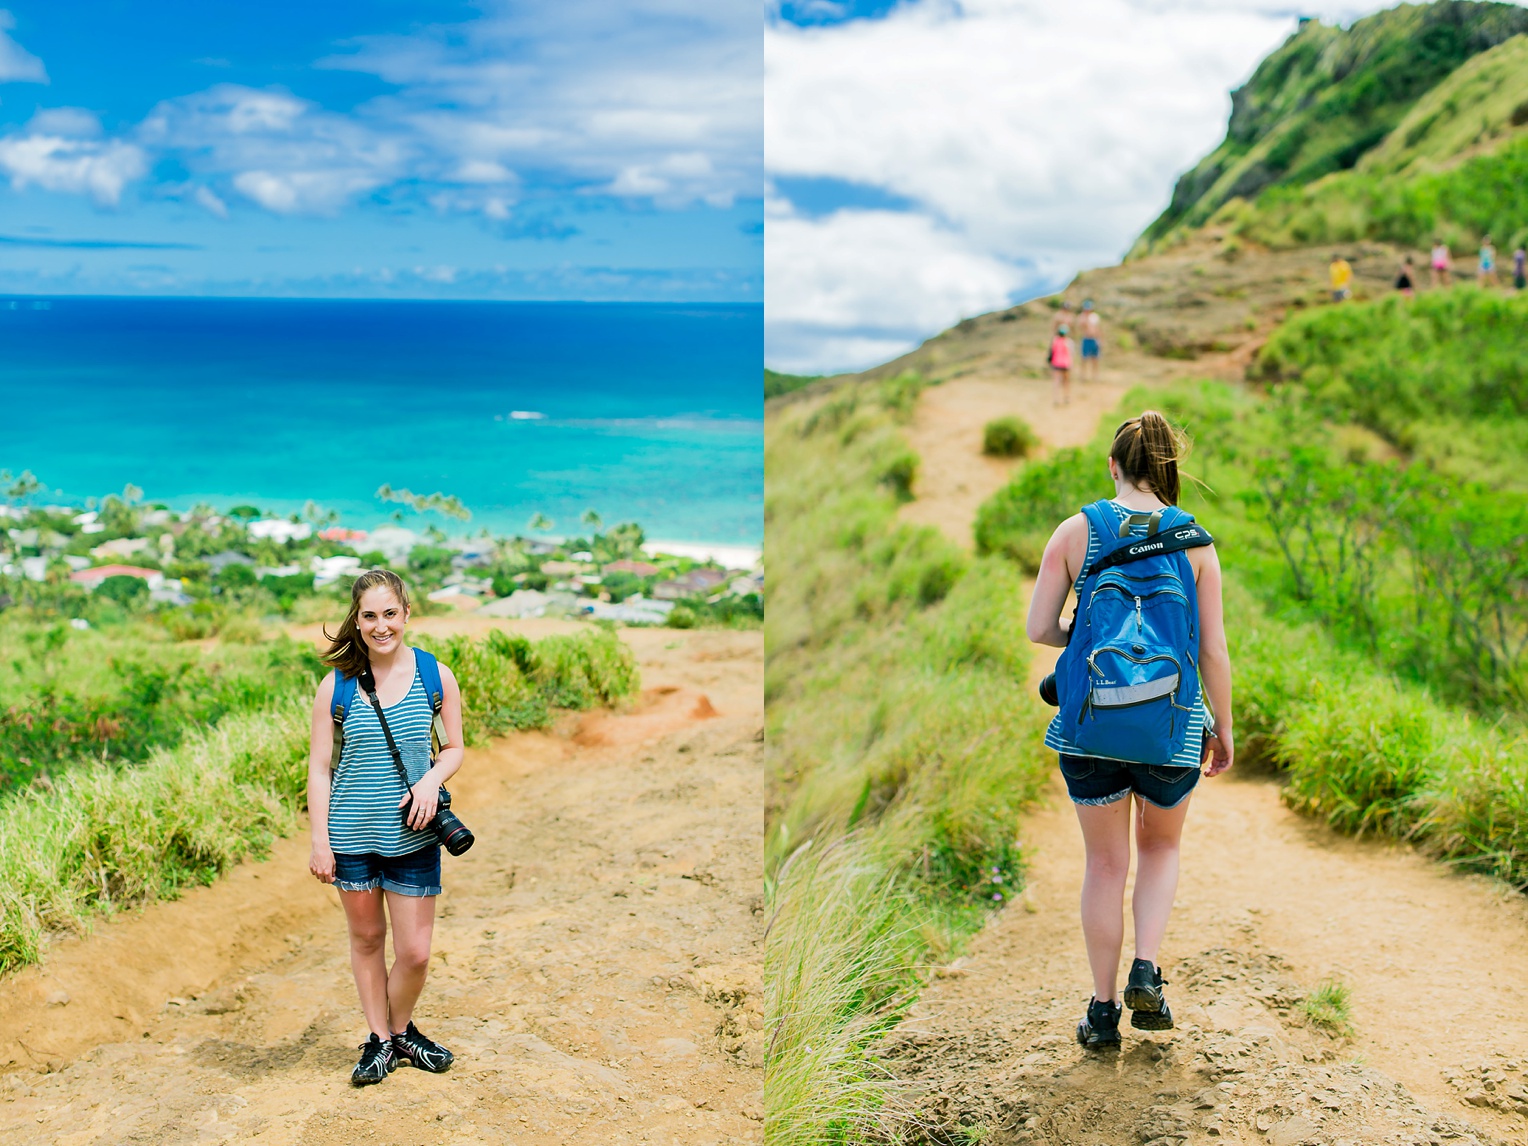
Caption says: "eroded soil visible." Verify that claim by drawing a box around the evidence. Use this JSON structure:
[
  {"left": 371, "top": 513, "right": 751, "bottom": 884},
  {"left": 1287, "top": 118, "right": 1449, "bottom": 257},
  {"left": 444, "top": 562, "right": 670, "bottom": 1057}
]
[{"left": 0, "top": 624, "right": 763, "bottom": 1146}]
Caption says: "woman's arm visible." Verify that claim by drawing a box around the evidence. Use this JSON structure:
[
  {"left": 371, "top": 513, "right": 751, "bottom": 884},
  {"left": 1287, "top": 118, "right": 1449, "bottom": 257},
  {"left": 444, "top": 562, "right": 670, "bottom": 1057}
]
[
  {"left": 1026, "top": 514, "right": 1087, "bottom": 647},
  {"left": 401, "top": 662, "right": 467, "bottom": 830},
  {"left": 1193, "top": 545, "right": 1234, "bottom": 776},
  {"left": 307, "top": 674, "right": 337, "bottom": 882}
]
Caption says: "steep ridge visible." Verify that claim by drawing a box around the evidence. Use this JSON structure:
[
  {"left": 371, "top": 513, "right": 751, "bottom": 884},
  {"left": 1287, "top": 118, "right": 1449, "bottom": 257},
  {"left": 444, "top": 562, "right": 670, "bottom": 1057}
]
[{"left": 1136, "top": 2, "right": 1528, "bottom": 250}]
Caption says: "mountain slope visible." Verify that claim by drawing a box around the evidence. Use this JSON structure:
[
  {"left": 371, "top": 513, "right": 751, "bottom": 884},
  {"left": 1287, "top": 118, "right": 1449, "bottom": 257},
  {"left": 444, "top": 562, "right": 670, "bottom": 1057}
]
[{"left": 1136, "top": 1, "right": 1528, "bottom": 251}]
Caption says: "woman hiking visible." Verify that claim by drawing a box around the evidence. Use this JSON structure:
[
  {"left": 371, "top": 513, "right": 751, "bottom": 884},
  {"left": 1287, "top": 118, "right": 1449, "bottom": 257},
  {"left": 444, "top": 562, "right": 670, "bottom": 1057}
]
[
  {"left": 307, "top": 569, "right": 466, "bottom": 1084},
  {"left": 1026, "top": 412, "right": 1233, "bottom": 1049}
]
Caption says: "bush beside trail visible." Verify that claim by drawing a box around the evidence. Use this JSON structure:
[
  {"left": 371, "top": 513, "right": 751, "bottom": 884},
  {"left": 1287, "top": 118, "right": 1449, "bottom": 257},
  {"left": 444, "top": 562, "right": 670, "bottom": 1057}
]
[
  {"left": 765, "top": 375, "right": 1051, "bottom": 1144},
  {"left": 0, "top": 627, "right": 639, "bottom": 976}
]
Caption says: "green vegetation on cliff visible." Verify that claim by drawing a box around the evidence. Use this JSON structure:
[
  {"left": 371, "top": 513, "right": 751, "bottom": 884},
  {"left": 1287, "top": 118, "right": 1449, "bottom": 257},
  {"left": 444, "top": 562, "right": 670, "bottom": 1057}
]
[
  {"left": 1139, "top": 4, "right": 1528, "bottom": 251},
  {"left": 764, "top": 375, "right": 1050, "bottom": 1142}
]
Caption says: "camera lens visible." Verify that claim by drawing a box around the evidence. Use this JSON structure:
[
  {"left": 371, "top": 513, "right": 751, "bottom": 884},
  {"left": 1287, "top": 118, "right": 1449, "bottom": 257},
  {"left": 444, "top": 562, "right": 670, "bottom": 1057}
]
[
  {"left": 1038, "top": 672, "right": 1059, "bottom": 707},
  {"left": 436, "top": 809, "right": 475, "bottom": 856}
]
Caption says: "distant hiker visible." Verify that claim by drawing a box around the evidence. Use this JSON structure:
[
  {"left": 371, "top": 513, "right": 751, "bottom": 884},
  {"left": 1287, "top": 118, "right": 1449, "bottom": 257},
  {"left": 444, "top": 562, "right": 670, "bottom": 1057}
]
[
  {"left": 1052, "top": 298, "right": 1076, "bottom": 337},
  {"left": 1430, "top": 239, "right": 1452, "bottom": 288},
  {"left": 1515, "top": 245, "right": 1527, "bottom": 291},
  {"left": 309, "top": 570, "right": 467, "bottom": 1086},
  {"left": 1328, "top": 254, "right": 1352, "bottom": 302},
  {"left": 1027, "top": 412, "right": 1234, "bottom": 1051},
  {"left": 1478, "top": 236, "right": 1498, "bottom": 288},
  {"left": 1394, "top": 254, "right": 1415, "bottom": 297},
  {"left": 1049, "top": 325, "right": 1075, "bottom": 407},
  {"left": 1078, "top": 300, "right": 1102, "bottom": 382}
]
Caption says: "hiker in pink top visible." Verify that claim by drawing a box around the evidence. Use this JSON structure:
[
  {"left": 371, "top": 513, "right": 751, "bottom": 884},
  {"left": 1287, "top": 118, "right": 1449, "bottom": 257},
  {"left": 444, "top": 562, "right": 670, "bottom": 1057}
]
[
  {"left": 1430, "top": 239, "right": 1451, "bottom": 288},
  {"left": 1050, "top": 324, "right": 1075, "bottom": 407}
]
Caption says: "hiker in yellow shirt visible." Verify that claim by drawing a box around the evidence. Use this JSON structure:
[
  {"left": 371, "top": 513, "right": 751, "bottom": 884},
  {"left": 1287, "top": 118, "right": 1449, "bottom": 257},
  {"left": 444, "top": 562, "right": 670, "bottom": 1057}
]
[{"left": 1329, "top": 254, "right": 1353, "bottom": 302}]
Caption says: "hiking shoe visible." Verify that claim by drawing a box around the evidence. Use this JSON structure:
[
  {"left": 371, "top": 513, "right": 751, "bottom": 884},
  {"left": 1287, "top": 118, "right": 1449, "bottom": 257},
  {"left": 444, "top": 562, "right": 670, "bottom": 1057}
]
[
  {"left": 392, "top": 1021, "right": 454, "bottom": 1072},
  {"left": 1076, "top": 996, "right": 1122, "bottom": 1049},
  {"left": 1123, "top": 958, "right": 1174, "bottom": 1030},
  {"left": 351, "top": 1033, "right": 397, "bottom": 1085}
]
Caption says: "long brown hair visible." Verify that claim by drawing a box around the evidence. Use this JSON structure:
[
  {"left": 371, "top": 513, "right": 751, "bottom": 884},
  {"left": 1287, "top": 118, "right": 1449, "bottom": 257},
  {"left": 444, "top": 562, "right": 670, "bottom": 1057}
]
[
  {"left": 322, "top": 569, "right": 411, "bottom": 679},
  {"left": 1110, "top": 410, "right": 1187, "bottom": 505}
]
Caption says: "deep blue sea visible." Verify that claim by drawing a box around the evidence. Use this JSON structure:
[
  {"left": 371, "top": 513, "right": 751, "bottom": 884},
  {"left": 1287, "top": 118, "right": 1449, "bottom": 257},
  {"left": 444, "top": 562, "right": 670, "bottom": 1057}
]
[{"left": 0, "top": 297, "right": 762, "bottom": 545}]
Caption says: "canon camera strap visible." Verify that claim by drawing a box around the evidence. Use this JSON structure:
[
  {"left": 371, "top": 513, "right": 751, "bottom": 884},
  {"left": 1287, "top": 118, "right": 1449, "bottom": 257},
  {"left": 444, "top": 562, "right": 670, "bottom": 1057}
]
[
  {"left": 1084, "top": 522, "right": 1214, "bottom": 577},
  {"left": 357, "top": 668, "right": 417, "bottom": 798}
]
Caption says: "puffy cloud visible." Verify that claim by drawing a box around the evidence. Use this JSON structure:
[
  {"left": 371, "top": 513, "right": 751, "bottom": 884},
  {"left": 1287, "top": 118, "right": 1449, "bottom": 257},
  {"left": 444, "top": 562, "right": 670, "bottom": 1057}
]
[
  {"left": 765, "top": 0, "right": 1400, "bottom": 371},
  {"left": 140, "top": 84, "right": 409, "bottom": 215},
  {"left": 0, "top": 10, "right": 46, "bottom": 83},
  {"left": 322, "top": 0, "right": 760, "bottom": 211},
  {"left": 0, "top": 133, "right": 146, "bottom": 206}
]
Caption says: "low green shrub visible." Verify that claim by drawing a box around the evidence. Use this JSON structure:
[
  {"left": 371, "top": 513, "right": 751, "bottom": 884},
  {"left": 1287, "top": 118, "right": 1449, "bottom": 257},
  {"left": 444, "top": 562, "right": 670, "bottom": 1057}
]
[{"left": 981, "top": 416, "right": 1038, "bottom": 458}]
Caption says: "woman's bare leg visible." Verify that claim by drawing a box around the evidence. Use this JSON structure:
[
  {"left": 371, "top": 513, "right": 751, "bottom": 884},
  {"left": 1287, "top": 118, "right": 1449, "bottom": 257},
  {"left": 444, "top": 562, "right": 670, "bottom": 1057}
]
[
  {"left": 384, "top": 890, "right": 436, "bottom": 1033},
  {"left": 1132, "top": 793, "right": 1192, "bottom": 964},
  {"left": 1074, "top": 798, "right": 1132, "bottom": 1001},
  {"left": 339, "top": 889, "right": 391, "bottom": 1040}
]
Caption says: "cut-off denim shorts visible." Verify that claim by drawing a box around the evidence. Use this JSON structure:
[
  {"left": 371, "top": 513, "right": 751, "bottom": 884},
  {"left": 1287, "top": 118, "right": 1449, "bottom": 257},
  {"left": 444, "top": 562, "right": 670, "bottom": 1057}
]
[
  {"left": 333, "top": 845, "right": 441, "bottom": 897},
  {"left": 1059, "top": 753, "right": 1201, "bottom": 810}
]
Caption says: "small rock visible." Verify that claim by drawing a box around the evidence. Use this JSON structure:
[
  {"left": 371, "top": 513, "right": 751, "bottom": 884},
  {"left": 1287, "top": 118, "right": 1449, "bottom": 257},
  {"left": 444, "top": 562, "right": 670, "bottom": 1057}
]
[{"left": 44, "top": 990, "right": 69, "bottom": 1007}]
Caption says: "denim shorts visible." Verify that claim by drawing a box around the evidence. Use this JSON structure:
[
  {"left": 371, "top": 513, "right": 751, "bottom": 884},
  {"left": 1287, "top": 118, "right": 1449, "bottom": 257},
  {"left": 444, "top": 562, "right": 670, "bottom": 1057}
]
[
  {"left": 1059, "top": 754, "right": 1201, "bottom": 810},
  {"left": 333, "top": 845, "right": 441, "bottom": 897}
]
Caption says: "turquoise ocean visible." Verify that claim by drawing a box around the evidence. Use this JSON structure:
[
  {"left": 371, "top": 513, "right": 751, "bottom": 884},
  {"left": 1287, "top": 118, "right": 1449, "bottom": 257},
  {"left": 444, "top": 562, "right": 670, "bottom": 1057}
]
[{"left": 0, "top": 298, "right": 761, "bottom": 546}]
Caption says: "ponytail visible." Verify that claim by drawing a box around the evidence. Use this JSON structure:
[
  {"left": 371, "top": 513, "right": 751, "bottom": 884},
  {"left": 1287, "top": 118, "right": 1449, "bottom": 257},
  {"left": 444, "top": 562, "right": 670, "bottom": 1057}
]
[
  {"left": 1110, "top": 410, "right": 1187, "bottom": 505},
  {"left": 322, "top": 569, "right": 412, "bottom": 679}
]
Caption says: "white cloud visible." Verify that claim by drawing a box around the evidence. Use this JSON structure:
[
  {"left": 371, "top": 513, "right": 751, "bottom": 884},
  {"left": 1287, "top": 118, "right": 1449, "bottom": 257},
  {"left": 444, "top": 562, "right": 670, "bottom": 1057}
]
[
  {"left": 140, "top": 84, "right": 408, "bottom": 215},
  {"left": 194, "top": 185, "right": 228, "bottom": 218},
  {"left": 765, "top": 0, "right": 1402, "bottom": 371},
  {"left": 0, "top": 10, "right": 46, "bottom": 83},
  {"left": 0, "top": 133, "right": 145, "bottom": 206},
  {"left": 322, "top": 0, "right": 760, "bottom": 211},
  {"left": 26, "top": 107, "right": 100, "bottom": 137}
]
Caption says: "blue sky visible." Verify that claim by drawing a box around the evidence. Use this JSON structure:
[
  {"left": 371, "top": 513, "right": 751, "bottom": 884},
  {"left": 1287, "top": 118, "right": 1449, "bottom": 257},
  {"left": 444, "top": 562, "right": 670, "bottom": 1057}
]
[
  {"left": 0, "top": 1, "right": 761, "bottom": 300},
  {"left": 764, "top": 0, "right": 1430, "bottom": 373}
]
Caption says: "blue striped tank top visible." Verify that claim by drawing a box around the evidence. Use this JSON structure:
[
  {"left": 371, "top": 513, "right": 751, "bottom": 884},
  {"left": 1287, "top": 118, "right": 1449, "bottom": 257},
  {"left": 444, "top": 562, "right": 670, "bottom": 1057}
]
[
  {"left": 1043, "top": 499, "right": 1207, "bottom": 768},
  {"left": 328, "top": 659, "right": 437, "bottom": 856}
]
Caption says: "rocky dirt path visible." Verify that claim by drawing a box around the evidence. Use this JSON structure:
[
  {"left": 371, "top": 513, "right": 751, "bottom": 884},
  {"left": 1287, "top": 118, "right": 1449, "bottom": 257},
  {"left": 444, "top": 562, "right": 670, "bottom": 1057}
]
[
  {"left": 881, "top": 376, "right": 1528, "bottom": 1146},
  {"left": 0, "top": 623, "right": 763, "bottom": 1146}
]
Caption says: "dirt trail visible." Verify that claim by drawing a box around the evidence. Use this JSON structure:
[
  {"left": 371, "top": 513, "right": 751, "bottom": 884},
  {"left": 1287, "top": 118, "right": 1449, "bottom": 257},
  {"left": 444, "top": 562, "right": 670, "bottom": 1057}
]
[
  {"left": 882, "top": 368, "right": 1528, "bottom": 1145},
  {"left": 0, "top": 623, "right": 763, "bottom": 1145}
]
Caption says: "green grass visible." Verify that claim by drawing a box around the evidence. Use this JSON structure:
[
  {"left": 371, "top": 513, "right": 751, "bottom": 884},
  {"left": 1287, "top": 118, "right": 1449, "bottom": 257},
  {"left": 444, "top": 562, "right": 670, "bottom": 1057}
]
[
  {"left": 766, "top": 368, "right": 826, "bottom": 400},
  {"left": 1300, "top": 979, "right": 1355, "bottom": 1038},
  {"left": 981, "top": 416, "right": 1038, "bottom": 459},
  {"left": 0, "top": 627, "right": 639, "bottom": 975},
  {"left": 765, "top": 374, "right": 1052, "bottom": 1143}
]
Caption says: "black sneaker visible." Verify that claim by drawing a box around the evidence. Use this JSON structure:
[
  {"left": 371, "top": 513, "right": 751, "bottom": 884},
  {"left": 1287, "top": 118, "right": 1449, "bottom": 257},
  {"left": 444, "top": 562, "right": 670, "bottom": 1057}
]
[
  {"left": 1123, "top": 958, "right": 1173, "bottom": 1030},
  {"left": 351, "top": 1033, "right": 397, "bottom": 1085},
  {"left": 1076, "top": 996, "right": 1122, "bottom": 1049},
  {"left": 392, "top": 1021, "right": 454, "bottom": 1072}
]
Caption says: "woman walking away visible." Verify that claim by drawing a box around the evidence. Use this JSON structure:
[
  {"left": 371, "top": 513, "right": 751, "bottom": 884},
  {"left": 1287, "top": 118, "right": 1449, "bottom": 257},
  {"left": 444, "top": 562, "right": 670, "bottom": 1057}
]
[
  {"left": 1514, "top": 244, "right": 1526, "bottom": 291},
  {"left": 1478, "top": 236, "right": 1498, "bottom": 288},
  {"left": 1395, "top": 254, "right": 1415, "bottom": 298},
  {"left": 1430, "top": 238, "right": 1452, "bottom": 288},
  {"left": 308, "top": 569, "right": 466, "bottom": 1085},
  {"left": 1026, "top": 412, "right": 1234, "bottom": 1050},
  {"left": 1049, "top": 324, "right": 1074, "bottom": 407}
]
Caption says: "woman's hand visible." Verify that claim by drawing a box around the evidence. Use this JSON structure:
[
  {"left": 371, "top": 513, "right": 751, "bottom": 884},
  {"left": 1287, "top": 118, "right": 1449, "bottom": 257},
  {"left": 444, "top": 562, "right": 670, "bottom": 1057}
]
[
  {"left": 1202, "top": 726, "right": 1235, "bottom": 778},
  {"left": 401, "top": 774, "right": 442, "bottom": 831},
  {"left": 309, "top": 843, "right": 336, "bottom": 884}
]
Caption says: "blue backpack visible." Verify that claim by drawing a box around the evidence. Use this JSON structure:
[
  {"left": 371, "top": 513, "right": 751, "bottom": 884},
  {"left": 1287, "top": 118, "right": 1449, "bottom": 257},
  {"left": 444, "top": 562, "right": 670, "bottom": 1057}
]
[
  {"left": 1054, "top": 501, "right": 1213, "bottom": 765},
  {"left": 329, "top": 647, "right": 447, "bottom": 769}
]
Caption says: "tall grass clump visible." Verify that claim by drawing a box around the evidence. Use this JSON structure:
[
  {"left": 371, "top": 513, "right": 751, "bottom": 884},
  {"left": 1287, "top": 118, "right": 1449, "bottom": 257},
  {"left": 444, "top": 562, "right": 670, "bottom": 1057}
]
[
  {"left": 765, "top": 374, "right": 1053, "bottom": 1142},
  {"left": 0, "top": 626, "right": 640, "bottom": 975}
]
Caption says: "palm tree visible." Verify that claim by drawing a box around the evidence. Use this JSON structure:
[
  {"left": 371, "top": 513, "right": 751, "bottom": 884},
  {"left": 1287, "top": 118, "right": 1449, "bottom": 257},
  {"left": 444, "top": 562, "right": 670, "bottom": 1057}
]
[{"left": 528, "top": 512, "right": 554, "bottom": 532}]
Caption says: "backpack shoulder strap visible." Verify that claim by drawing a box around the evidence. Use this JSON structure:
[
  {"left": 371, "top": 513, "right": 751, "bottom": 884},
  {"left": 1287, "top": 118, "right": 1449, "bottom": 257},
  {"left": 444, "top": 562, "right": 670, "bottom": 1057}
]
[
  {"left": 411, "top": 647, "right": 450, "bottom": 755},
  {"left": 412, "top": 647, "right": 444, "bottom": 714},
  {"left": 331, "top": 669, "right": 358, "bottom": 725},
  {"left": 1089, "top": 508, "right": 1213, "bottom": 576},
  {"left": 329, "top": 668, "right": 357, "bottom": 771}
]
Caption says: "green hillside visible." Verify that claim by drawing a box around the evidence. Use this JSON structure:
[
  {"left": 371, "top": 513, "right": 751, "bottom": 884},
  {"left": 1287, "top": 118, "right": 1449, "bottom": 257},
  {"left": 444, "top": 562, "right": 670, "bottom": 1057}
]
[{"left": 1137, "top": 2, "right": 1528, "bottom": 251}]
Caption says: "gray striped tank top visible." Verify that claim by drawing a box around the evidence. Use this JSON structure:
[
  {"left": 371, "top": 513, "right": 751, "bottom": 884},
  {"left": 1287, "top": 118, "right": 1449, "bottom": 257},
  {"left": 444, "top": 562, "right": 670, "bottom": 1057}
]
[
  {"left": 1044, "top": 499, "right": 1207, "bottom": 768},
  {"left": 327, "top": 662, "right": 437, "bottom": 856}
]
